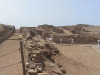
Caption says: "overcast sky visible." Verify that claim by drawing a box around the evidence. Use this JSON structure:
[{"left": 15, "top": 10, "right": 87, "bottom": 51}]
[{"left": 0, "top": 0, "right": 100, "bottom": 28}]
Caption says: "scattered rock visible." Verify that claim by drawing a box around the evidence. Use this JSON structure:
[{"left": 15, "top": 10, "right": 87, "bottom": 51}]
[
  {"left": 52, "top": 66, "right": 63, "bottom": 75},
  {"left": 60, "top": 67, "right": 66, "bottom": 74}
]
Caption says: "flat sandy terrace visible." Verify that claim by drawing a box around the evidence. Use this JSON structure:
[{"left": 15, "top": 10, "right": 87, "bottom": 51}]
[
  {"left": 0, "top": 33, "right": 22, "bottom": 75},
  {"left": 54, "top": 44, "right": 100, "bottom": 75}
]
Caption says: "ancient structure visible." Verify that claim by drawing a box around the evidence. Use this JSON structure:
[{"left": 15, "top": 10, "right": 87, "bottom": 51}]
[{"left": 0, "top": 24, "right": 15, "bottom": 43}]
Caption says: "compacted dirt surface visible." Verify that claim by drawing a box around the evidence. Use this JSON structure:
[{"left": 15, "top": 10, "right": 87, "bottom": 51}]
[
  {"left": 55, "top": 44, "right": 100, "bottom": 75},
  {"left": 0, "top": 32, "right": 22, "bottom": 75}
]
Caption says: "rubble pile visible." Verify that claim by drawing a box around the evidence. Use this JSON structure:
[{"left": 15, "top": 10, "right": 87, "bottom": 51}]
[{"left": 23, "top": 34, "right": 66, "bottom": 75}]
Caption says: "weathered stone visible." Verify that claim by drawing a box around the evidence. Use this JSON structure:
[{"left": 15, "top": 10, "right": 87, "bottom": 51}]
[
  {"left": 32, "top": 54, "right": 41, "bottom": 59},
  {"left": 29, "top": 63, "right": 36, "bottom": 69},
  {"left": 52, "top": 66, "right": 63, "bottom": 75},
  {"left": 38, "top": 73, "right": 49, "bottom": 75},
  {"left": 26, "top": 62, "right": 29, "bottom": 68},
  {"left": 36, "top": 51, "right": 41, "bottom": 56},
  {"left": 36, "top": 66, "right": 43, "bottom": 73},
  {"left": 34, "top": 48, "right": 39, "bottom": 50},
  {"left": 35, "top": 63, "right": 44, "bottom": 67},
  {"left": 57, "top": 63, "right": 63, "bottom": 68},
  {"left": 60, "top": 67, "right": 66, "bottom": 74},
  {"left": 40, "top": 46, "right": 44, "bottom": 49},
  {"left": 28, "top": 69, "right": 37, "bottom": 75},
  {"left": 32, "top": 58, "right": 42, "bottom": 63}
]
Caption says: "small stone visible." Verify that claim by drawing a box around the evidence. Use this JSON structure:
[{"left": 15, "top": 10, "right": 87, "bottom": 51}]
[{"left": 60, "top": 67, "right": 66, "bottom": 74}]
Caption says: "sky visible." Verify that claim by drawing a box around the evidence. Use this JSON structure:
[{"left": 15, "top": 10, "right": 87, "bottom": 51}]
[{"left": 0, "top": 0, "right": 100, "bottom": 28}]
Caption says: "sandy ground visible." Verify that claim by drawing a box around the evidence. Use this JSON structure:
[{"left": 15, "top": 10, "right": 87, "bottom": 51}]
[
  {"left": 0, "top": 32, "right": 22, "bottom": 75},
  {"left": 55, "top": 44, "right": 100, "bottom": 75}
]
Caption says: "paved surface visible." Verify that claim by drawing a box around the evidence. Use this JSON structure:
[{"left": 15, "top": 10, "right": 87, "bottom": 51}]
[
  {"left": 0, "top": 33, "right": 22, "bottom": 75},
  {"left": 55, "top": 44, "right": 100, "bottom": 75}
]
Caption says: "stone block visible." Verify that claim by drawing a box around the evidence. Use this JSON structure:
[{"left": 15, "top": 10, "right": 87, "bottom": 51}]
[
  {"left": 52, "top": 66, "right": 63, "bottom": 75},
  {"left": 28, "top": 69, "right": 38, "bottom": 75},
  {"left": 32, "top": 54, "right": 41, "bottom": 59},
  {"left": 29, "top": 63, "right": 36, "bottom": 69},
  {"left": 32, "top": 58, "right": 42, "bottom": 63}
]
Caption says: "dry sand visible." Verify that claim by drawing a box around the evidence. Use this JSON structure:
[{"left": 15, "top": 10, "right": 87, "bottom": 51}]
[
  {"left": 0, "top": 32, "right": 22, "bottom": 75},
  {"left": 55, "top": 44, "right": 100, "bottom": 75}
]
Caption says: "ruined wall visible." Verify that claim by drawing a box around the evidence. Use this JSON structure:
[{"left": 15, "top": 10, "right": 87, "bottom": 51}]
[
  {"left": 20, "top": 27, "right": 35, "bottom": 33},
  {"left": 52, "top": 34, "right": 73, "bottom": 43},
  {"left": 74, "top": 36, "right": 97, "bottom": 44},
  {"left": 0, "top": 24, "right": 15, "bottom": 43},
  {"left": 52, "top": 34, "right": 98, "bottom": 44},
  {"left": 23, "top": 35, "right": 66, "bottom": 75}
]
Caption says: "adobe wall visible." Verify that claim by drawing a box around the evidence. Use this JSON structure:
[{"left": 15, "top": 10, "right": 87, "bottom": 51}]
[
  {"left": 0, "top": 25, "right": 15, "bottom": 44},
  {"left": 52, "top": 34, "right": 72, "bottom": 43},
  {"left": 52, "top": 34, "right": 98, "bottom": 44}
]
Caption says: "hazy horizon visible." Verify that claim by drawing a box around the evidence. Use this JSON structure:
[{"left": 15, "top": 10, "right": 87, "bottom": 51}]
[{"left": 0, "top": 0, "right": 100, "bottom": 28}]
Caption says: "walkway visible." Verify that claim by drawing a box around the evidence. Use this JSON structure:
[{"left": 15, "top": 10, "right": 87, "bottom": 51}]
[{"left": 0, "top": 33, "right": 22, "bottom": 75}]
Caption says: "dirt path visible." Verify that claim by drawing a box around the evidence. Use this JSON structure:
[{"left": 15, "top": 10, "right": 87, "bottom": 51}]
[
  {"left": 0, "top": 33, "right": 22, "bottom": 75},
  {"left": 55, "top": 44, "right": 100, "bottom": 75}
]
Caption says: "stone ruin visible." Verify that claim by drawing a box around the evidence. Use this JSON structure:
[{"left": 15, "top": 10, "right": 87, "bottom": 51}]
[
  {"left": 60, "top": 24, "right": 100, "bottom": 44},
  {"left": 0, "top": 24, "right": 15, "bottom": 43},
  {"left": 21, "top": 28, "right": 66, "bottom": 75},
  {"left": 20, "top": 24, "right": 100, "bottom": 75},
  {"left": 20, "top": 24, "right": 100, "bottom": 45}
]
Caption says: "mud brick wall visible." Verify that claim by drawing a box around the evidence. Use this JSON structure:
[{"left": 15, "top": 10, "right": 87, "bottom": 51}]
[
  {"left": 52, "top": 34, "right": 98, "bottom": 44},
  {"left": 0, "top": 25, "right": 15, "bottom": 44},
  {"left": 74, "top": 36, "right": 98, "bottom": 44},
  {"left": 52, "top": 34, "right": 72, "bottom": 44}
]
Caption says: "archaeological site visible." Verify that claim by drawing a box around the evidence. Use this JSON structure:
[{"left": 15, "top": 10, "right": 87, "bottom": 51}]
[{"left": 0, "top": 24, "right": 100, "bottom": 75}]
